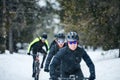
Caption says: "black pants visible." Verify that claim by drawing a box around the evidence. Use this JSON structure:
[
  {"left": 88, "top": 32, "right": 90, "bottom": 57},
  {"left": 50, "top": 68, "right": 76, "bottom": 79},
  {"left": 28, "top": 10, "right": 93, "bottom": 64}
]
[{"left": 32, "top": 54, "right": 36, "bottom": 73}]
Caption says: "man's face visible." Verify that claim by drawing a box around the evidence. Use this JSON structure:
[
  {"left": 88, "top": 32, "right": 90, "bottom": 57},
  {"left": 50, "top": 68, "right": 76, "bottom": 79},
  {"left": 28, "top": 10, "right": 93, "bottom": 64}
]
[
  {"left": 41, "top": 38, "right": 45, "bottom": 43},
  {"left": 68, "top": 41, "right": 78, "bottom": 50},
  {"left": 57, "top": 39, "right": 65, "bottom": 48}
]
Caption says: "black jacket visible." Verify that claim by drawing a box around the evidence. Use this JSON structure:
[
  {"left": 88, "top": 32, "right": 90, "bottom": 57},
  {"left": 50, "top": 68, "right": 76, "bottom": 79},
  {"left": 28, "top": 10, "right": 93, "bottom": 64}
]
[
  {"left": 31, "top": 40, "right": 48, "bottom": 54},
  {"left": 50, "top": 46, "right": 95, "bottom": 78},
  {"left": 45, "top": 43, "right": 66, "bottom": 69},
  {"left": 49, "top": 40, "right": 57, "bottom": 49}
]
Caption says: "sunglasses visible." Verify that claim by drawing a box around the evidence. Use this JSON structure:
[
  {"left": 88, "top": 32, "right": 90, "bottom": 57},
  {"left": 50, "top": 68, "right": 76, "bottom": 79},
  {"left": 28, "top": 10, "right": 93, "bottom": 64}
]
[
  {"left": 68, "top": 41, "right": 77, "bottom": 44},
  {"left": 57, "top": 40, "right": 64, "bottom": 43}
]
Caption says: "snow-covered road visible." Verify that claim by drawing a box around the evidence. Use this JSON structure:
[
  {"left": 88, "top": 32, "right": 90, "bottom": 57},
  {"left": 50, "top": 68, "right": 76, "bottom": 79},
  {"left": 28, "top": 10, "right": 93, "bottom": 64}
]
[
  {"left": 0, "top": 54, "right": 49, "bottom": 80},
  {"left": 0, "top": 49, "right": 120, "bottom": 80}
]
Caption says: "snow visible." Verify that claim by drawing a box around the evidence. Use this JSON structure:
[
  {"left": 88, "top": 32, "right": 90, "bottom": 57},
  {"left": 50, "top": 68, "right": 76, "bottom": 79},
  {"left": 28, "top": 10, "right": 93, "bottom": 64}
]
[
  {"left": 0, "top": 49, "right": 120, "bottom": 80},
  {"left": 38, "top": 0, "right": 47, "bottom": 7}
]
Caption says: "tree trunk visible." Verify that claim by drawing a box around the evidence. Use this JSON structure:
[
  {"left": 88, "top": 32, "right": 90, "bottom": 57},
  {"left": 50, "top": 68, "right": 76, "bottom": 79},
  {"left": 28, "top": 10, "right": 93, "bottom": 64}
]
[
  {"left": 119, "top": 40, "right": 120, "bottom": 58},
  {"left": 9, "top": 26, "right": 13, "bottom": 54},
  {"left": 119, "top": 44, "right": 120, "bottom": 58}
]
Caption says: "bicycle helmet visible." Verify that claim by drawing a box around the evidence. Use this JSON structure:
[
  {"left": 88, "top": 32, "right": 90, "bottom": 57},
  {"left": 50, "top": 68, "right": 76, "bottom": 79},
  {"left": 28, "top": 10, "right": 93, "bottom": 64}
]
[
  {"left": 57, "top": 33, "right": 65, "bottom": 43},
  {"left": 67, "top": 31, "right": 79, "bottom": 41},
  {"left": 57, "top": 33, "right": 65, "bottom": 39},
  {"left": 41, "top": 32, "right": 47, "bottom": 39}
]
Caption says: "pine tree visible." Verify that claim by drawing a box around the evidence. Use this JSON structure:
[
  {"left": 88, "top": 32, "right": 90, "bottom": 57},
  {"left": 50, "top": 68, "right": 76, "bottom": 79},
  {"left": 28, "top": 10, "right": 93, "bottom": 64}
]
[{"left": 58, "top": 0, "right": 120, "bottom": 52}]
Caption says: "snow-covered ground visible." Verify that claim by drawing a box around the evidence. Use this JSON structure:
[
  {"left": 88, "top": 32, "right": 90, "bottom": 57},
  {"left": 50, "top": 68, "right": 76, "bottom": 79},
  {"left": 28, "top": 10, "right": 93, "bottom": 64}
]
[{"left": 0, "top": 49, "right": 120, "bottom": 80}]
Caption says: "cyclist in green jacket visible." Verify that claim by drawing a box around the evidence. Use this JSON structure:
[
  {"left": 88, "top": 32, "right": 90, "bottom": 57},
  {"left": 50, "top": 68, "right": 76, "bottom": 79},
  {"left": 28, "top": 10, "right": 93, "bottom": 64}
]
[{"left": 27, "top": 32, "right": 49, "bottom": 77}]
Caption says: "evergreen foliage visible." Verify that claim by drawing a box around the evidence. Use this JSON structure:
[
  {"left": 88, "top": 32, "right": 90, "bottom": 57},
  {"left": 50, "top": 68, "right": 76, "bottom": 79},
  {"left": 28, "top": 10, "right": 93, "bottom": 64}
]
[{"left": 58, "top": 0, "right": 120, "bottom": 50}]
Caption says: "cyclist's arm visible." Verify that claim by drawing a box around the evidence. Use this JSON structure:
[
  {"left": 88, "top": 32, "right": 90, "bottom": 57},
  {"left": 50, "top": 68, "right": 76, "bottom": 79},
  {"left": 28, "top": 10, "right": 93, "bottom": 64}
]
[
  {"left": 27, "top": 38, "right": 40, "bottom": 53},
  {"left": 42, "top": 41, "right": 49, "bottom": 55},
  {"left": 82, "top": 49, "right": 95, "bottom": 78},
  {"left": 50, "top": 48, "right": 64, "bottom": 78},
  {"left": 45, "top": 45, "right": 55, "bottom": 68},
  {"left": 45, "top": 40, "right": 49, "bottom": 52}
]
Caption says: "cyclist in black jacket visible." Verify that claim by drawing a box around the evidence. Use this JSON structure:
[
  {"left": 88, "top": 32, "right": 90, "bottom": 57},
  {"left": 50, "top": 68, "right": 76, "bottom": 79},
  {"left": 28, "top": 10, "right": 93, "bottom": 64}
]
[
  {"left": 44, "top": 33, "right": 66, "bottom": 78},
  {"left": 50, "top": 31, "right": 96, "bottom": 80}
]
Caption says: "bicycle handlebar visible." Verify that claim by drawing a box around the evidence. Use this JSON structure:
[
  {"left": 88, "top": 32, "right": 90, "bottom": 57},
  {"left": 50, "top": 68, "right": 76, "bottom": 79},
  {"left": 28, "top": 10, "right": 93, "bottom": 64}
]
[{"left": 49, "top": 77, "right": 89, "bottom": 80}]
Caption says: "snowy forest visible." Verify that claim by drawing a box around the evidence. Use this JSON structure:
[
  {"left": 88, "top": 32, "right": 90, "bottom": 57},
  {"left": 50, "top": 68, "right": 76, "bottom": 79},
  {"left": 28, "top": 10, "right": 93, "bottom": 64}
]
[
  {"left": 0, "top": 0, "right": 120, "bottom": 54},
  {"left": 0, "top": 0, "right": 120, "bottom": 80}
]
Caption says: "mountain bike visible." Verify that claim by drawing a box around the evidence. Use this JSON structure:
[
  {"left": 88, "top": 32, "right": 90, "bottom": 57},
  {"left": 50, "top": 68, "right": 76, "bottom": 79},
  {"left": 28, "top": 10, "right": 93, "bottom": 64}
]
[{"left": 32, "top": 53, "right": 41, "bottom": 80}]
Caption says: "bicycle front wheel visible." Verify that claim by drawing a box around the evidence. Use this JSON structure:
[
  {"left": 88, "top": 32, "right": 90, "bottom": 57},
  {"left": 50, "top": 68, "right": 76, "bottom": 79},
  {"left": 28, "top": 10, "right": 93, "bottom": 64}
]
[{"left": 34, "top": 61, "right": 40, "bottom": 80}]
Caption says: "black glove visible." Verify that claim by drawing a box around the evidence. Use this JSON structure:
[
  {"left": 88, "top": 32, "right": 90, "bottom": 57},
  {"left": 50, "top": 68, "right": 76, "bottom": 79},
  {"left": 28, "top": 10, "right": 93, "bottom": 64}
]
[
  {"left": 44, "top": 67, "right": 49, "bottom": 72},
  {"left": 27, "top": 53, "right": 30, "bottom": 55},
  {"left": 89, "top": 74, "right": 95, "bottom": 80},
  {"left": 40, "top": 64, "right": 43, "bottom": 69}
]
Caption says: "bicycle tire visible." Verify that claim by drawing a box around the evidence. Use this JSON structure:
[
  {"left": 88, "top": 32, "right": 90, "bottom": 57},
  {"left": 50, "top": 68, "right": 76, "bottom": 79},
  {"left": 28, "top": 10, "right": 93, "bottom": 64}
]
[{"left": 34, "top": 61, "right": 40, "bottom": 80}]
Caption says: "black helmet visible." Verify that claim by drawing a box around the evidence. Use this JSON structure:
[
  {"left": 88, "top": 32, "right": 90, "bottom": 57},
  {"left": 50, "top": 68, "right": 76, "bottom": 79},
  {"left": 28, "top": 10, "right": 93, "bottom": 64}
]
[
  {"left": 67, "top": 31, "right": 79, "bottom": 41},
  {"left": 41, "top": 32, "right": 47, "bottom": 39},
  {"left": 57, "top": 33, "right": 65, "bottom": 39}
]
